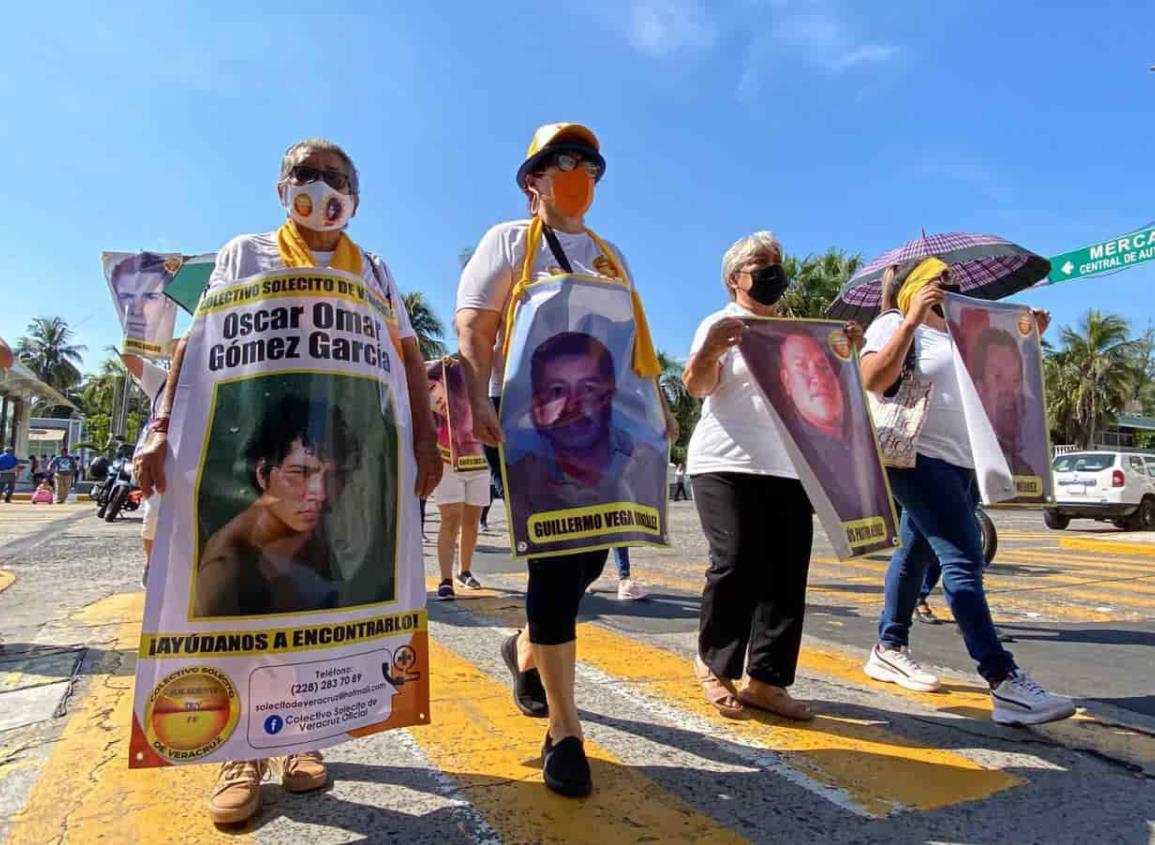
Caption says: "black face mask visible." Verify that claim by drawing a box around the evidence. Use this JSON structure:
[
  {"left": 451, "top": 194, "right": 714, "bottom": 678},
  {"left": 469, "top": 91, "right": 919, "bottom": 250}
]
[
  {"left": 745, "top": 264, "right": 788, "bottom": 305},
  {"left": 932, "top": 284, "right": 961, "bottom": 318}
]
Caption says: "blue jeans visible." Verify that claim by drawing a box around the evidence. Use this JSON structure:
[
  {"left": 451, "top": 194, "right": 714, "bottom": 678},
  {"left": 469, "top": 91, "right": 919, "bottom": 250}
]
[
  {"left": 918, "top": 560, "right": 941, "bottom": 601},
  {"left": 612, "top": 547, "right": 630, "bottom": 579},
  {"left": 879, "top": 454, "right": 1016, "bottom": 685}
]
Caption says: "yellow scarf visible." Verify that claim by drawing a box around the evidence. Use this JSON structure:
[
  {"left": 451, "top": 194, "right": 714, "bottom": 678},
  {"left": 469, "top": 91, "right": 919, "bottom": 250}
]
[
  {"left": 276, "top": 220, "right": 364, "bottom": 276},
  {"left": 500, "top": 216, "right": 661, "bottom": 378},
  {"left": 896, "top": 257, "right": 950, "bottom": 315}
]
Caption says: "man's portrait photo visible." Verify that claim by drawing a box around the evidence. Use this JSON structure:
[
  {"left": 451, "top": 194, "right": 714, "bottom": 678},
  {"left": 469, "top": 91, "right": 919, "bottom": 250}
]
[
  {"left": 740, "top": 321, "right": 895, "bottom": 532},
  {"left": 504, "top": 331, "right": 667, "bottom": 553},
  {"left": 106, "top": 252, "right": 179, "bottom": 351},
  {"left": 194, "top": 373, "right": 397, "bottom": 618}
]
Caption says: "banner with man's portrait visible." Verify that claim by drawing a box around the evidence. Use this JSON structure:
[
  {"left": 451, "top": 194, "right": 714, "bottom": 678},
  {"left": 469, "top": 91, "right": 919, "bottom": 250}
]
[
  {"left": 944, "top": 293, "right": 1054, "bottom": 505},
  {"left": 427, "top": 356, "right": 487, "bottom": 472},
  {"left": 500, "top": 276, "right": 670, "bottom": 558},
  {"left": 739, "top": 318, "right": 900, "bottom": 559},
  {"left": 102, "top": 251, "right": 184, "bottom": 359},
  {"left": 130, "top": 268, "right": 428, "bottom": 768}
]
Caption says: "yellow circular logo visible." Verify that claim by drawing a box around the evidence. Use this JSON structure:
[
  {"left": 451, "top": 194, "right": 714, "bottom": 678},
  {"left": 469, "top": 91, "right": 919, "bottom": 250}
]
[
  {"left": 144, "top": 667, "right": 239, "bottom": 761},
  {"left": 828, "top": 329, "right": 853, "bottom": 361},
  {"left": 1017, "top": 312, "right": 1034, "bottom": 337}
]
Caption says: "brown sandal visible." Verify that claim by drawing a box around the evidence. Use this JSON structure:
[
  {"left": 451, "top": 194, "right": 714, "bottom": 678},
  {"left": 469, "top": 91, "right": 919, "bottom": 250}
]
[
  {"left": 738, "top": 682, "right": 814, "bottom": 721},
  {"left": 694, "top": 656, "right": 745, "bottom": 718}
]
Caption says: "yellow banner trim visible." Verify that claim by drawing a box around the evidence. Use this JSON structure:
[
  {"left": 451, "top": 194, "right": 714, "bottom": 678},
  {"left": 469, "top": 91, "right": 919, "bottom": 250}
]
[
  {"left": 139, "top": 610, "right": 427, "bottom": 659},
  {"left": 527, "top": 502, "right": 662, "bottom": 544}
]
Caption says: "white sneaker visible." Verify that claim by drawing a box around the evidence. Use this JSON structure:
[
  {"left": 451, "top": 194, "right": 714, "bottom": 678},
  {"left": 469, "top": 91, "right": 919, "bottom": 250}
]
[
  {"left": 864, "top": 644, "right": 942, "bottom": 692},
  {"left": 991, "top": 670, "right": 1076, "bottom": 726},
  {"left": 617, "top": 578, "right": 648, "bottom": 601}
]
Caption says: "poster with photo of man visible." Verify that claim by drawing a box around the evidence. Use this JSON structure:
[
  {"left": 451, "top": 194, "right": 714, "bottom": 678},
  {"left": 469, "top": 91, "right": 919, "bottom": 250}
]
[
  {"left": 944, "top": 293, "right": 1054, "bottom": 505},
  {"left": 428, "top": 357, "right": 487, "bottom": 472},
  {"left": 739, "top": 318, "right": 899, "bottom": 559},
  {"left": 500, "top": 277, "right": 669, "bottom": 558},
  {"left": 130, "top": 268, "right": 428, "bottom": 769},
  {"left": 102, "top": 251, "right": 183, "bottom": 359}
]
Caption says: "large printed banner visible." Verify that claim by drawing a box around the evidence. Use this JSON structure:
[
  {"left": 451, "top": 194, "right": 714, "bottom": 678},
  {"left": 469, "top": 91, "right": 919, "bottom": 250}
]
[
  {"left": 130, "top": 268, "right": 428, "bottom": 768},
  {"left": 500, "top": 276, "right": 669, "bottom": 558},
  {"left": 103, "top": 251, "right": 183, "bottom": 358},
  {"left": 427, "top": 356, "right": 487, "bottom": 472},
  {"left": 739, "top": 318, "right": 900, "bottom": 559},
  {"left": 944, "top": 293, "right": 1054, "bottom": 505}
]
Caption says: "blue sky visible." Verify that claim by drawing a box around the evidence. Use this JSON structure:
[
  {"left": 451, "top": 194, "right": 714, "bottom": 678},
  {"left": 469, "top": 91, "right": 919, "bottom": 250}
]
[{"left": 2, "top": 0, "right": 1152, "bottom": 372}]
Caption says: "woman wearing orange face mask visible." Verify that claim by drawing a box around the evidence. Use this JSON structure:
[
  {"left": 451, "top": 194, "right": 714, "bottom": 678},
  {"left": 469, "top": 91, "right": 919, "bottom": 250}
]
[{"left": 456, "top": 123, "right": 675, "bottom": 797}]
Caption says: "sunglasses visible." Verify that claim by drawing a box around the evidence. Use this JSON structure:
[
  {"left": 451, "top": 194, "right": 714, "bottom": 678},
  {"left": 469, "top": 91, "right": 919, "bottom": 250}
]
[
  {"left": 550, "top": 152, "right": 605, "bottom": 181},
  {"left": 287, "top": 165, "right": 354, "bottom": 191}
]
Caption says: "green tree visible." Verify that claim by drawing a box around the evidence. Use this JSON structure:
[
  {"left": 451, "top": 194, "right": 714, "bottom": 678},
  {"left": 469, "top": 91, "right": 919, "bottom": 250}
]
[
  {"left": 781, "top": 248, "right": 862, "bottom": 319},
  {"left": 17, "top": 316, "right": 86, "bottom": 392},
  {"left": 657, "top": 349, "right": 699, "bottom": 465},
  {"left": 1045, "top": 310, "right": 1146, "bottom": 448},
  {"left": 402, "top": 292, "right": 448, "bottom": 360}
]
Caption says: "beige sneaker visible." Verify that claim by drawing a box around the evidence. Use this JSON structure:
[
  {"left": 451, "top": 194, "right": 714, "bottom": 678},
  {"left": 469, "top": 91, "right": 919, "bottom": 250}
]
[
  {"left": 208, "top": 759, "right": 266, "bottom": 825},
  {"left": 272, "top": 750, "right": 328, "bottom": 792}
]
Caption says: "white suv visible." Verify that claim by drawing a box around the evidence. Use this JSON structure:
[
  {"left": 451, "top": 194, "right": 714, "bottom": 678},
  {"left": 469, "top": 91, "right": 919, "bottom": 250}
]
[{"left": 1046, "top": 451, "right": 1155, "bottom": 531}]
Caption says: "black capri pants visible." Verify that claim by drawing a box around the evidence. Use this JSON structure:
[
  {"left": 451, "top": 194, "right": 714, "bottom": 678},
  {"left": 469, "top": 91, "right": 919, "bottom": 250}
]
[
  {"left": 694, "top": 472, "right": 813, "bottom": 687},
  {"left": 525, "top": 549, "right": 609, "bottom": 645}
]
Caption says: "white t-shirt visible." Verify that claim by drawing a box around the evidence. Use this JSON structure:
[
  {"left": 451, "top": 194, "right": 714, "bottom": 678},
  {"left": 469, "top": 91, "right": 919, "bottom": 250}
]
[
  {"left": 861, "top": 310, "right": 973, "bottom": 468},
  {"left": 206, "top": 231, "right": 416, "bottom": 341},
  {"left": 685, "top": 302, "right": 798, "bottom": 479},
  {"left": 455, "top": 219, "right": 633, "bottom": 396}
]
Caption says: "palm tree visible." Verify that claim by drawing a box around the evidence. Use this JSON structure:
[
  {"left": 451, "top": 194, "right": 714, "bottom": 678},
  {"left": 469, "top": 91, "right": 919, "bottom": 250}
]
[
  {"left": 657, "top": 349, "right": 699, "bottom": 463},
  {"left": 781, "top": 248, "right": 862, "bottom": 319},
  {"left": 16, "top": 316, "right": 86, "bottom": 397},
  {"left": 402, "top": 292, "right": 448, "bottom": 360},
  {"left": 1045, "top": 311, "right": 1145, "bottom": 448}
]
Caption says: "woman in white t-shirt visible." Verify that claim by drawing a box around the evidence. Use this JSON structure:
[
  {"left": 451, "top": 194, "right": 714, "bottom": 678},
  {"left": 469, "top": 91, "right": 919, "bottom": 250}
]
[
  {"left": 456, "top": 122, "right": 674, "bottom": 799},
  {"left": 134, "top": 138, "right": 443, "bottom": 825},
  {"left": 683, "top": 231, "right": 844, "bottom": 720},
  {"left": 859, "top": 257, "right": 1073, "bottom": 726}
]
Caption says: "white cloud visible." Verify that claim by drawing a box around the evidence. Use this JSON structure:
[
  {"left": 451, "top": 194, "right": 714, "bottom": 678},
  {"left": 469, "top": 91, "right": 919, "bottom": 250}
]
[
  {"left": 617, "top": 0, "right": 718, "bottom": 57},
  {"left": 768, "top": 1, "right": 899, "bottom": 73},
  {"left": 738, "top": 0, "right": 899, "bottom": 98}
]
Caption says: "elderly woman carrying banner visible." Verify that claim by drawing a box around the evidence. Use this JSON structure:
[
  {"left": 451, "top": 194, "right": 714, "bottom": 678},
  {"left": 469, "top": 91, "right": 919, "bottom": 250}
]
[
  {"left": 682, "top": 231, "right": 857, "bottom": 718},
  {"left": 858, "top": 257, "right": 1073, "bottom": 725},
  {"left": 456, "top": 123, "right": 674, "bottom": 797},
  {"left": 134, "top": 138, "right": 442, "bottom": 824}
]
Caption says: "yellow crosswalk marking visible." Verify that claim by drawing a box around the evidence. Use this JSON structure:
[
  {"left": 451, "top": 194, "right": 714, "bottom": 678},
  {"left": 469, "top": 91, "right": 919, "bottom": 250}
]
[
  {"left": 1059, "top": 537, "right": 1155, "bottom": 558},
  {"left": 574, "top": 624, "right": 1023, "bottom": 816},
  {"left": 413, "top": 640, "right": 747, "bottom": 844},
  {"left": 6, "top": 593, "right": 249, "bottom": 845}
]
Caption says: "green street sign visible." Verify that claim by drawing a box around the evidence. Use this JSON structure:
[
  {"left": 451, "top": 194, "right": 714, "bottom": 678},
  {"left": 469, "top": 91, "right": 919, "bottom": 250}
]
[{"left": 1048, "top": 225, "right": 1155, "bottom": 283}]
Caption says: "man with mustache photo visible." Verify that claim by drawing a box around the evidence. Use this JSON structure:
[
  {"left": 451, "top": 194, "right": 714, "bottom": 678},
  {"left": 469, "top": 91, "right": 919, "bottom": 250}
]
[
  {"left": 972, "top": 328, "right": 1038, "bottom": 479},
  {"left": 506, "top": 331, "right": 666, "bottom": 543}
]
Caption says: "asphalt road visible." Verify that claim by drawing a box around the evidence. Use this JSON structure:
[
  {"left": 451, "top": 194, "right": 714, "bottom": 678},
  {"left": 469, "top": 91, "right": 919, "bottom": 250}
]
[{"left": 1, "top": 499, "right": 1153, "bottom": 844}]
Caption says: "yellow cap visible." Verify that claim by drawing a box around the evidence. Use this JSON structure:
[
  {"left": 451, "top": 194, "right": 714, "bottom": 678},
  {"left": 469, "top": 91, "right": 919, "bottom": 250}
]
[{"left": 516, "top": 123, "right": 604, "bottom": 188}]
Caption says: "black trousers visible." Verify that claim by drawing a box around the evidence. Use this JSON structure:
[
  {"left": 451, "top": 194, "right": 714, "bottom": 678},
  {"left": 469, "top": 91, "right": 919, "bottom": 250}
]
[
  {"left": 525, "top": 549, "right": 608, "bottom": 645},
  {"left": 694, "top": 472, "right": 813, "bottom": 686}
]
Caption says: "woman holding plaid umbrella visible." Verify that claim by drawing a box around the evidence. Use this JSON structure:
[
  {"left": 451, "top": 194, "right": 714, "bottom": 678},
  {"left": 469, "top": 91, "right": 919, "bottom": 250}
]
[{"left": 857, "top": 256, "right": 1074, "bottom": 725}]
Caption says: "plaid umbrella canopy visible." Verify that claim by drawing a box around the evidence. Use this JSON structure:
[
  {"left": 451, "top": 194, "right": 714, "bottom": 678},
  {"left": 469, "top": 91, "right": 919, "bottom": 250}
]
[{"left": 826, "top": 231, "right": 1050, "bottom": 325}]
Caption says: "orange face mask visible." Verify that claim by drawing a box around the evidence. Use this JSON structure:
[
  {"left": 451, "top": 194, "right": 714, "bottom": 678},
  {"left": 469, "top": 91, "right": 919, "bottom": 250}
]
[{"left": 546, "top": 168, "right": 594, "bottom": 218}]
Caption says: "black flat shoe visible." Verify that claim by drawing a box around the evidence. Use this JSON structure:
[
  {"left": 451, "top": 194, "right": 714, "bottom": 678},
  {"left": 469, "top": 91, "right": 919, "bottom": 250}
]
[
  {"left": 542, "top": 732, "right": 592, "bottom": 797},
  {"left": 501, "top": 632, "right": 548, "bottom": 717}
]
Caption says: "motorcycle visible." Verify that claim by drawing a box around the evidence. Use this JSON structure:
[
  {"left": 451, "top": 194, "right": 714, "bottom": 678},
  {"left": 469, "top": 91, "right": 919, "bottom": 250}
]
[{"left": 95, "top": 444, "right": 138, "bottom": 521}]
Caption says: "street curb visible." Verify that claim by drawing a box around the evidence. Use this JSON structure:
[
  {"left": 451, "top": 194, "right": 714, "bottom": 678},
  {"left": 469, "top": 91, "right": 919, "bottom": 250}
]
[
  {"left": 1058, "top": 537, "right": 1155, "bottom": 558},
  {"left": 0, "top": 570, "right": 14, "bottom": 593}
]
